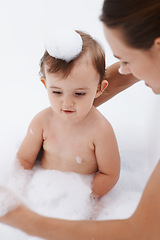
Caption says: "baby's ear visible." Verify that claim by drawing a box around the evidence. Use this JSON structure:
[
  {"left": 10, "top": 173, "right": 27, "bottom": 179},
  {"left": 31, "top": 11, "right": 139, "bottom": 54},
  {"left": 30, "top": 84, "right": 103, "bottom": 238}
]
[
  {"left": 40, "top": 77, "right": 47, "bottom": 88},
  {"left": 95, "top": 80, "right": 108, "bottom": 98},
  {"left": 154, "top": 37, "right": 160, "bottom": 54}
]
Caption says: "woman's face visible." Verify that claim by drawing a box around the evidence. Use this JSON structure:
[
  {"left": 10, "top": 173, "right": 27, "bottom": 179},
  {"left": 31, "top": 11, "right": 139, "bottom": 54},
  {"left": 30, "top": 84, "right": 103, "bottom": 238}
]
[{"left": 103, "top": 25, "right": 160, "bottom": 94}]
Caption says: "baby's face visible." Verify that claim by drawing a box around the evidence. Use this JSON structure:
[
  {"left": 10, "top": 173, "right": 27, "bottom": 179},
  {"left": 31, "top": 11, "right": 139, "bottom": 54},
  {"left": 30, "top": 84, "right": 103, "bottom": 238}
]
[{"left": 44, "top": 54, "right": 100, "bottom": 123}]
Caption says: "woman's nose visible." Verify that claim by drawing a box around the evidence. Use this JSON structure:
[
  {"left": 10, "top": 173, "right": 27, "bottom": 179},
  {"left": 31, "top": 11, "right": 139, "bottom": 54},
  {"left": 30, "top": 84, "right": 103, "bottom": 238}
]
[{"left": 119, "top": 65, "right": 131, "bottom": 75}]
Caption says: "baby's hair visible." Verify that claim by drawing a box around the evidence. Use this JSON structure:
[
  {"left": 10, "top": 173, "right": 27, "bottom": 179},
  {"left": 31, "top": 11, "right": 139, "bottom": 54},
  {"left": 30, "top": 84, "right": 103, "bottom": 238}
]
[{"left": 39, "top": 31, "right": 106, "bottom": 84}]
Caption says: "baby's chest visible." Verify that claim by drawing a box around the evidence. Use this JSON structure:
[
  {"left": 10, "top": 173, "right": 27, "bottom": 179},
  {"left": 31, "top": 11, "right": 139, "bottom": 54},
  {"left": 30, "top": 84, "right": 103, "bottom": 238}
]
[
  {"left": 44, "top": 134, "right": 93, "bottom": 157},
  {"left": 42, "top": 134, "right": 98, "bottom": 173}
]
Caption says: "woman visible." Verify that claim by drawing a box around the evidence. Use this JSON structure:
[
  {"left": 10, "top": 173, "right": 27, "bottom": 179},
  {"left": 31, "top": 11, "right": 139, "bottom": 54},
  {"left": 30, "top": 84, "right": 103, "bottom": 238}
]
[{"left": 1, "top": 0, "right": 160, "bottom": 239}]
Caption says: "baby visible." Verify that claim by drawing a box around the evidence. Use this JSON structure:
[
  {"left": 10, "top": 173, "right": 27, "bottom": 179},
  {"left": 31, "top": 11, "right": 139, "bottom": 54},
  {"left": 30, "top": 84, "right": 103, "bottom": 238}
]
[{"left": 17, "top": 30, "right": 120, "bottom": 197}]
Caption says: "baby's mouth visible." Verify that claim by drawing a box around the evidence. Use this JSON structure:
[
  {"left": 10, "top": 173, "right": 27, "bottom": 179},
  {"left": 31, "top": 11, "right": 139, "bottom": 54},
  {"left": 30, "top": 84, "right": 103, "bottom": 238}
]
[{"left": 62, "top": 109, "right": 75, "bottom": 114}]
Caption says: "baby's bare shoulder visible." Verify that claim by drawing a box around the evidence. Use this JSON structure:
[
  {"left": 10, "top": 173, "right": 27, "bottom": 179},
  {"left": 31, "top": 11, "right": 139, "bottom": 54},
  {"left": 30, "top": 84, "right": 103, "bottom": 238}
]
[
  {"left": 92, "top": 107, "right": 112, "bottom": 129},
  {"left": 91, "top": 109, "right": 117, "bottom": 147},
  {"left": 34, "top": 107, "right": 52, "bottom": 119},
  {"left": 30, "top": 107, "right": 53, "bottom": 127}
]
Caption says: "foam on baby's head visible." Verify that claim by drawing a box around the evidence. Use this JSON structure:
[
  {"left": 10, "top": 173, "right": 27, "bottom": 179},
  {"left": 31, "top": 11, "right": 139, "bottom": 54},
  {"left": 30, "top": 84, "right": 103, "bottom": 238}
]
[
  {"left": 45, "top": 28, "right": 83, "bottom": 62},
  {"left": 40, "top": 29, "right": 106, "bottom": 83}
]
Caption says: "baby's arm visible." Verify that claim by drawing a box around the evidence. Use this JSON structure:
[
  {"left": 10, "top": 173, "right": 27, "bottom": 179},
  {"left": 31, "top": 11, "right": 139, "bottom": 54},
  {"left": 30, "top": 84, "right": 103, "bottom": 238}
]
[
  {"left": 92, "top": 120, "right": 120, "bottom": 197},
  {"left": 17, "top": 113, "right": 43, "bottom": 169}
]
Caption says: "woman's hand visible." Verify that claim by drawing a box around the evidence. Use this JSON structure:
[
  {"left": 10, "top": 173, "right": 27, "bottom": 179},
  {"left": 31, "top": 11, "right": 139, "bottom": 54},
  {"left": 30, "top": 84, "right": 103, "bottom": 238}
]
[{"left": 94, "top": 62, "right": 139, "bottom": 107}]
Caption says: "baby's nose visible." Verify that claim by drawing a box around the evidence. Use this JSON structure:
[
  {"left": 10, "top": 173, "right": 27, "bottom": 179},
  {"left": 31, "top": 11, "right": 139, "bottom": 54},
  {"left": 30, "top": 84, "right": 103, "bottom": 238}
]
[{"left": 63, "top": 97, "right": 74, "bottom": 108}]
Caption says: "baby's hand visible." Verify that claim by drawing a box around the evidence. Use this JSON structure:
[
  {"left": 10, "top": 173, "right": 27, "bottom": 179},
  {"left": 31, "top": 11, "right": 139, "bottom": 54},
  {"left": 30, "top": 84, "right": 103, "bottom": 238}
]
[
  {"left": 0, "top": 186, "right": 22, "bottom": 217},
  {"left": 90, "top": 192, "right": 99, "bottom": 201},
  {"left": 89, "top": 192, "right": 105, "bottom": 220}
]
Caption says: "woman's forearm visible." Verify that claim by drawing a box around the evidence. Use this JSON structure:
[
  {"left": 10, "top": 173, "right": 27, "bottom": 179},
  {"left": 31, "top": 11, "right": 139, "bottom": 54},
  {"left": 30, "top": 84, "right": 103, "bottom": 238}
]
[
  {"left": 38, "top": 217, "right": 135, "bottom": 240},
  {"left": 1, "top": 205, "right": 135, "bottom": 240},
  {"left": 94, "top": 62, "right": 139, "bottom": 107}
]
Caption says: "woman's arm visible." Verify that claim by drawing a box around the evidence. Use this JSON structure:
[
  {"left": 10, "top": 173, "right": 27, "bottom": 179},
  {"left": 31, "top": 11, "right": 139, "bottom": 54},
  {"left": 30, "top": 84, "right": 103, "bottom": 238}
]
[
  {"left": 0, "top": 204, "right": 135, "bottom": 240},
  {"left": 94, "top": 62, "right": 140, "bottom": 107}
]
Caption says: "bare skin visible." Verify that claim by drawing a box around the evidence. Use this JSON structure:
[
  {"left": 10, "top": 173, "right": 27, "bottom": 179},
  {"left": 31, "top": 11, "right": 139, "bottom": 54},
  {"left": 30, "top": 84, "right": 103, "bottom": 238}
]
[
  {"left": 0, "top": 62, "right": 147, "bottom": 240},
  {"left": 94, "top": 61, "right": 139, "bottom": 107},
  {"left": 17, "top": 53, "right": 120, "bottom": 197},
  {"left": 1, "top": 0, "right": 160, "bottom": 233}
]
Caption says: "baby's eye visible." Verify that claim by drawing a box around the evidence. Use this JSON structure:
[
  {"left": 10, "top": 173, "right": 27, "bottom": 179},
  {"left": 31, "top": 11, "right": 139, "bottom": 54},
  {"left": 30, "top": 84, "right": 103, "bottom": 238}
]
[
  {"left": 53, "top": 91, "right": 62, "bottom": 95},
  {"left": 75, "top": 92, "right": 86, "bottom": 96}
]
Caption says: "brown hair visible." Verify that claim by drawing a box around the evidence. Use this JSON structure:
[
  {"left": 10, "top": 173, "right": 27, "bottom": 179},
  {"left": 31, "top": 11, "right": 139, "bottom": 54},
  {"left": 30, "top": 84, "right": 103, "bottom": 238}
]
[
  {"left": 39, "top": 31, "right": 106, "bottom": 84},
  {"left": 100, "top": 0, "right": 160, "bottom": 49}
]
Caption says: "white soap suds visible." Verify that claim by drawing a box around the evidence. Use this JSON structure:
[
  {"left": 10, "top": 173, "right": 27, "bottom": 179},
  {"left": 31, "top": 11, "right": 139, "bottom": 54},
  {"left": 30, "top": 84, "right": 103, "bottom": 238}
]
[
  {"left": 29, "top": 128, "right": 34, "bottom": 135},
  {"left": 45, "top": 28, "right": 83, "bottom": 62},
  {"left": 0, "top": 186, "right": 22, "bottom": 217},
  {"left": 76, "top": 156, "right": 82, "bottom": 164}
]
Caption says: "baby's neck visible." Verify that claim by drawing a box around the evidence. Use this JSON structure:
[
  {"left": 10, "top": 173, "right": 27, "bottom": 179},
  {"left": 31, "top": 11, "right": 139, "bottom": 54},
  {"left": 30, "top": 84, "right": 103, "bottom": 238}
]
[{"left": 52, "top": 106, "right": 95, "bottom": 128}]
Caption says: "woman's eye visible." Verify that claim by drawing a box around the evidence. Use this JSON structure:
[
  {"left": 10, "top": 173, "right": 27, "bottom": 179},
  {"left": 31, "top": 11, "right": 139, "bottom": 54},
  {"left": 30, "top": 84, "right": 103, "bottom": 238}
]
[
  {"left": 122, "top": 61, "right": 128, "bottom": 66},
  {"left": 53, "top": 91, "right": 62, "bottom": 95},
  {"left": 75, "top": 92, "right": 86, "bottom": 96}
]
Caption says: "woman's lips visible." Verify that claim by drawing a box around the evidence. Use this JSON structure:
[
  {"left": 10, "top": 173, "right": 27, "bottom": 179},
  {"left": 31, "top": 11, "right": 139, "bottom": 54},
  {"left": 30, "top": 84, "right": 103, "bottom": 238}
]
[{"left": 145, "top": 82, "right": 150, "bottom": 87}]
